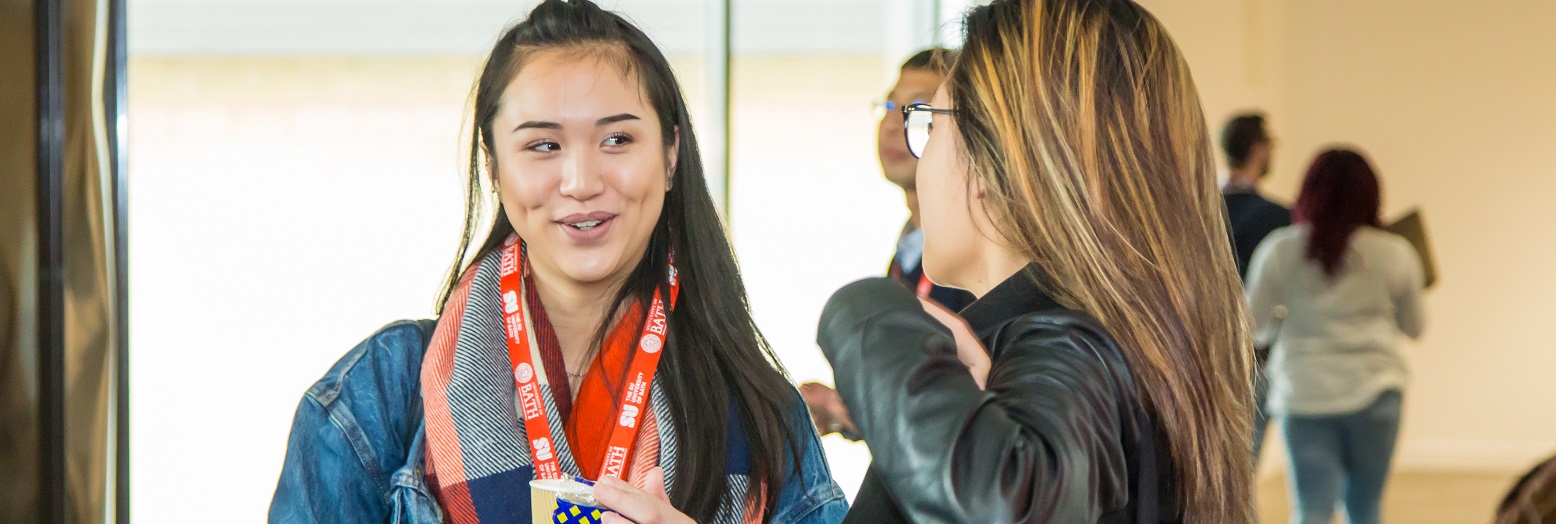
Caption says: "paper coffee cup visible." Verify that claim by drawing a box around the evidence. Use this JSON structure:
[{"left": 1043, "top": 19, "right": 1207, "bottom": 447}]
[
  {"left": 530, "top": 477, "right": 608, "bottom": 524},
  {"left": 530, "top": 479, "right": 568, "bottom": 524}
]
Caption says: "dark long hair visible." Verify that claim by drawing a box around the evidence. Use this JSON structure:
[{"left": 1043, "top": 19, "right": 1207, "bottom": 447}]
[
  {"left": 1293, "top": 148, "right": 1383, "bottom": 276},
  {"left": 434, "top": 1, "right": 801, "bottom": 519}
]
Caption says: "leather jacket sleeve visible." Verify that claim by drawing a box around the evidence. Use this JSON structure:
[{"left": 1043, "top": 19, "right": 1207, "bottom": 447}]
[{"left": 818, "top": 278, "right": 1132, "bottom": 523}]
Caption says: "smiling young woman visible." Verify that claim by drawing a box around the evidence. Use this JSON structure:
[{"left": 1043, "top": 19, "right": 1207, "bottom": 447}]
[{"left": 268, "top": 2, "right": 847, "bottom": 523}]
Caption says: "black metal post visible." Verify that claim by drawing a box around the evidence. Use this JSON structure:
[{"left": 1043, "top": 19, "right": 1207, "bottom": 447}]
[
  {"left": 108, "top": 0, "right": 130, "bottom": 520},
  {"left": 34, "top": 0, "right": 67, "bottom": 522},
  {"left": 719, "top": 0, "right": 732, "bottom": 216}
]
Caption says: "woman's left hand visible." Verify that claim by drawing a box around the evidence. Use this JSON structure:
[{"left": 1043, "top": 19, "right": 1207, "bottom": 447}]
[
  {"left": 920, "top": 297, "right": 991, "bottom": 389},
  {"left": 593, "top": 467, "right": 695, "bottom": 524}
]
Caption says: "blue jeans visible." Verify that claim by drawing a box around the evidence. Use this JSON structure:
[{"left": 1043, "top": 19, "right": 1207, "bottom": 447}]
[{"left": 1282, "top": 390, "right": 1403, "bottom": 524}]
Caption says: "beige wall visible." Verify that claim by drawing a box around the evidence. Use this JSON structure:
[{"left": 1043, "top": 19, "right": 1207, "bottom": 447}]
[{"left": 1143, "top": 0, "right": 1556, "bottom": 470}]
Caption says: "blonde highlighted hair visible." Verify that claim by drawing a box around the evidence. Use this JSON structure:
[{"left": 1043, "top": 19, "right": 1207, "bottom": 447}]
[{"left": 948, "top": 0, "right": 1255, "bottom": 520}]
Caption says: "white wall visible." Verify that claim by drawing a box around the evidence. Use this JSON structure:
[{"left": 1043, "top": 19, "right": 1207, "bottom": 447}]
[
  {"left": 127, "top": 58, "right": 472, "bottom": 519},
  {"left": 1141, "top": 0, "right": 1556, "bottom": 472},
  {"left": 727, "top": 54, "right": 907, "bottom": 501},
  {"left": 128, "top": 1, "right": 945, "bottom": 518},
  {"left": 127, "top": 0, "right": 896, "bottom": 56},
  {"left": 126, "top": 51, "right": 907, "bottom": 519}
]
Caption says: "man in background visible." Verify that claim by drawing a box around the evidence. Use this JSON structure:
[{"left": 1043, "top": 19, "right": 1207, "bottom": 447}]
[
  {"left": 1220, "top": 111, "right": 1291, "bottom": 462},
  {"left": 872, "top": 48, "right": 976, "bottom": 314},
  {"left": 801, "top": 48, "right": 972, "bottom": 439}
]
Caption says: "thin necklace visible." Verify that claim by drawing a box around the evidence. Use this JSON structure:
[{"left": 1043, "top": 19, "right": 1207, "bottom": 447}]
[{"left": 565, "top": 351, "right": 593, "bottom": 381}]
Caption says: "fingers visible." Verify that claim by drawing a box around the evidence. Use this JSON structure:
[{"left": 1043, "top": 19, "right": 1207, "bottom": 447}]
[
  {"left": 918, "top": 296, "right": 956, "bottom": 319},
  {"left": 643, "top": 467, "right": 671, "bottom": 503},
  {"left": 965, "top": 354, "right": 990, "bottom": 389},
  {"left": 594, "top": 476, "right": 657, "bottom": 524},
  {"left": 800, "top": 384, "right": 845, "bottom": 435},
  {"left": 918, "top": 296, "right": 943, "bottom": 312},
  {"left": 798, "top": 382, "right": 829, "bottom": 395},
  {"left": 919, "top": 297, "right": 968, "bottom": 335},
  {"left": 918, "top": 297, "right": 981, "bottom": 349},
  {"left": 810, "top": 416, "right": 831, "bottom": 436},
  {"left": 918, "top": 297, "right": 991, "bottom": 389},
  {"left": 602, "top": 512, "right": 633, "bottom": 524},
  {"left": 836, "top": 407, "right": 859, "bottom": 435}
]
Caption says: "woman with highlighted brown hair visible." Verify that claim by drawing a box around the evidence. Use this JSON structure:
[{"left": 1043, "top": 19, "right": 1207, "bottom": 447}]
[{"left": 817, "top": 0, "right": 1256, "bottom": 522}]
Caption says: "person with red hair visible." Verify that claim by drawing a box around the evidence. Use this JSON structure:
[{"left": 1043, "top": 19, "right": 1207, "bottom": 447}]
[{"left": 1245, "top": 147, "right": 1427, "bottom": 524}]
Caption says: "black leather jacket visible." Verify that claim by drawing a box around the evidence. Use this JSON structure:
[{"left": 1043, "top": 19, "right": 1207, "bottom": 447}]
[{"left": 818, "top": 268, "right": 1179, "bottom": 523}]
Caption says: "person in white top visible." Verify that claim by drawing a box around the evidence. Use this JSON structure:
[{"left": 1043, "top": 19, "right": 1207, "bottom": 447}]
[{"left": 1245, "top": 148, "right": 1426, "bottom": 524}]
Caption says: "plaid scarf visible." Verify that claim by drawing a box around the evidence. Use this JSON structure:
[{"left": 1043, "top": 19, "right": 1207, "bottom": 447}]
[{"left": 421, "top": 252, "right": 762, "bottom": 523}]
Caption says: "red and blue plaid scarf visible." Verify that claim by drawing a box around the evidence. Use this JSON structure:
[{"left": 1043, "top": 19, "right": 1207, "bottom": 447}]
[{"left": 420, "top": 253, "right": 763, "bottom": 523}]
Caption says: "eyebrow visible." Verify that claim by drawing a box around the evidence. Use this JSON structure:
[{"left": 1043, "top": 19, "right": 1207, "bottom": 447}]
[
  {"left": 596, "top": 113, "right": 639, "bottom": 126},
  {"left": 515, "top": 121, "right": 561, "bottom": 131},
  {"left": 513, "top": 113, "right": 640, "bottom": 132}
]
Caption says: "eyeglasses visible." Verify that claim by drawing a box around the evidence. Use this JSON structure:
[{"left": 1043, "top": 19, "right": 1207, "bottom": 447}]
[
  {"left": 873, "top": 98, "right": 934, "bottom": 119},
  {"left": 872, "top": 99, "right": 915, "bottom": 119},
  {"left": 901, "top": 102, "right": 957, "bottom": 159},
  {"left": 872, "top": 100, "right": 902, "bottom": 112}
]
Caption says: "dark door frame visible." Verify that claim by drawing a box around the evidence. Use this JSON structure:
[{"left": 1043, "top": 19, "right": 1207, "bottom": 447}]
[{"left": 32, "top": 0, "right": 129, "bottom": 521}]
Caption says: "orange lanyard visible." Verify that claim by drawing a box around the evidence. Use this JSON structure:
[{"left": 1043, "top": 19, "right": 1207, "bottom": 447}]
[
  {"left": 914, "top": 272, "right": 933, "bottom": 298},
  {"left": 497, "top": 234, "right": 679, "bottom": 480},
  {"left": 891, "top": 261, "right": 934, "bottom": 299}
]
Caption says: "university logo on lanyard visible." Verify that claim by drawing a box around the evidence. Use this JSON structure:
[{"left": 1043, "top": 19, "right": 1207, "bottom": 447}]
[{"left": 497, "top": 234, "right": 680, "bottom": 480}]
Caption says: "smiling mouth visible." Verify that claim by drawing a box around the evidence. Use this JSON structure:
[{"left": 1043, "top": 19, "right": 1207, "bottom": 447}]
[{"left": 568, "top": 220, "right": 603, "bottom": 231}]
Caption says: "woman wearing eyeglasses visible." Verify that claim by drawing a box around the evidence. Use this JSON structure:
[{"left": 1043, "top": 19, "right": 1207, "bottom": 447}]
[
  {"left": 818, "top": 0, "right": 1257, "bottom": 522},
  {"left": 269, "top": 1, "right": 847, "bottom": 523}
]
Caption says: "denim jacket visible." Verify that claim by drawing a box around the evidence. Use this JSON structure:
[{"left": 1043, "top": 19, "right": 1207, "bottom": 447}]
[{"left": 269, "top": 320, "right": 848, "bottom": 523}]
